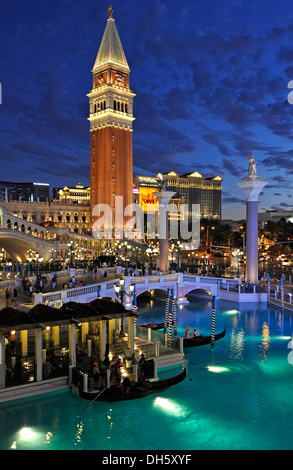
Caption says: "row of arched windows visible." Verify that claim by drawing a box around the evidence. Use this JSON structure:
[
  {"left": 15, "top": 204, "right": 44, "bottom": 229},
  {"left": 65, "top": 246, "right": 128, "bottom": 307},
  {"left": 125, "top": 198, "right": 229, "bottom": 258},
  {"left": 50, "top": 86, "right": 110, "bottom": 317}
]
[
  {"left": 93, "top": 100, "right": 128, "bottom": 114},
  {"left": 113, "top": 100, "right": 128, "bottom": 113},
  {"left": 5, "top": 220, "right": 99, "bottom": 248},
  {"left": 94, "top": 101, "right": 106, "bottom": 113}
]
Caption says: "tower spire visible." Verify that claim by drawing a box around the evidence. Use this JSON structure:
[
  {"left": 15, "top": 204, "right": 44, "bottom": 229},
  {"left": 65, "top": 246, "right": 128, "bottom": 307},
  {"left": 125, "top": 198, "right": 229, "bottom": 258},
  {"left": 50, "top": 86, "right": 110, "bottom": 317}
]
[{"left": 93, "top": 7, "right": 129, "bottom": 72}]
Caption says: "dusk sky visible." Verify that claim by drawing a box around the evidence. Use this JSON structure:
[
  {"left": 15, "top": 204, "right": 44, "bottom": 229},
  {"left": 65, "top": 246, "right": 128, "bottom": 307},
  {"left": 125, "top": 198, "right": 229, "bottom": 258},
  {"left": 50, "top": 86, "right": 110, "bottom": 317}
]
[{"left": 1, "top": 0, "right": 293, "bottom": 219}]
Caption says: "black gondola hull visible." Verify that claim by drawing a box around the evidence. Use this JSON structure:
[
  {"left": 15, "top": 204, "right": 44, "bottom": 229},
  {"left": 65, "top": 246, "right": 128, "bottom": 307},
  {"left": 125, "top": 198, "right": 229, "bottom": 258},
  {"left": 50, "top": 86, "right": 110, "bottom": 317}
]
[
  {"left": 139, "top": 322, "right": 165, "bottom": 330},
  {"left": 183, "top": 328, "right": 226, "bottom": 347},
  {"left": 78, "top": 368, "right": 187, "bottom": 402}
]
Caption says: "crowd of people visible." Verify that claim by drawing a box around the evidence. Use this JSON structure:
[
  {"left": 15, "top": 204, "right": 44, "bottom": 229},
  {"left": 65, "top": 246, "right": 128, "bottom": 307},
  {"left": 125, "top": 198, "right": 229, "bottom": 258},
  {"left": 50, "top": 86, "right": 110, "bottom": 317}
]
[
  {"left": 88, "top": 352, "right": 147, "bottom": 393},
  {"left": 22, "top": 274, "right": 48, "bottom": 296}
]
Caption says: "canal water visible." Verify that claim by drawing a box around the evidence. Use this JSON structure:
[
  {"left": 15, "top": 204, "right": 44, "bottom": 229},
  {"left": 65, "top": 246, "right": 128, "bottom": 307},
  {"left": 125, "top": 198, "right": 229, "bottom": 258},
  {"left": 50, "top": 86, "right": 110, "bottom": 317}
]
[{"left": 1, "top": 297, "right": 293, "bottom": 450}]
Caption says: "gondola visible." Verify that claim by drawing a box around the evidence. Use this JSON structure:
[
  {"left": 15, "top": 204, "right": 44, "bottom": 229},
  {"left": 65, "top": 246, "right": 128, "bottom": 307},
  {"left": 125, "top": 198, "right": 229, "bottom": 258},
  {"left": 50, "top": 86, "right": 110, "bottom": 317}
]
[
  {"left": 139, "top": 321, "right": 165, "bottom": 330},
  {"left": 78, "top": 367, "right": 187, "bottom": 403},
  {"left": 183, "top": 328, "right": 226, "bottom": 347}
]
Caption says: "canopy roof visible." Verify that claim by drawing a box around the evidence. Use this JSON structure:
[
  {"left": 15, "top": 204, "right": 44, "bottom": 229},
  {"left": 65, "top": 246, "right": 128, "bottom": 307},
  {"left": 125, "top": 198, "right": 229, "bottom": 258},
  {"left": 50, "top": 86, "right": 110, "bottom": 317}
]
[{"left": 0, "top": 299, "right": 138, "bottom": 332}]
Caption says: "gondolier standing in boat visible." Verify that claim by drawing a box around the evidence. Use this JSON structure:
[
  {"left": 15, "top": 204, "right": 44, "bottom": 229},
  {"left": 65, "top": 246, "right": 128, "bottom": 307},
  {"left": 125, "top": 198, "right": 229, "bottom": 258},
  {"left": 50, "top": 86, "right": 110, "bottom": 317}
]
[
  {"left": 192, "top": 328, "right": 200, "bottom": 337},
  {"left": 184, "top": 325, "right": 190, "bottom": 338}
]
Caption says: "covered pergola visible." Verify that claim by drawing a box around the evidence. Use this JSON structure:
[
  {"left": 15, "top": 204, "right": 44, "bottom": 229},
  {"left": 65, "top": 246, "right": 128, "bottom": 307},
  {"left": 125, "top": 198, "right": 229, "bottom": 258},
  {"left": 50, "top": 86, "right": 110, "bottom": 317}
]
[{"left": 0, "top": 299, "right": 139, "bottom": 389}]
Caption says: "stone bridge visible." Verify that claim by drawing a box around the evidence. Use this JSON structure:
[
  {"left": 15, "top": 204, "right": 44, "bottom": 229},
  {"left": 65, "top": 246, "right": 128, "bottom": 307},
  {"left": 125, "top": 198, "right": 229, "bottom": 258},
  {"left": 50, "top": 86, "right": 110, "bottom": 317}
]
[{"left": 35, "top": 273, "right": 244, "bottom": 307}]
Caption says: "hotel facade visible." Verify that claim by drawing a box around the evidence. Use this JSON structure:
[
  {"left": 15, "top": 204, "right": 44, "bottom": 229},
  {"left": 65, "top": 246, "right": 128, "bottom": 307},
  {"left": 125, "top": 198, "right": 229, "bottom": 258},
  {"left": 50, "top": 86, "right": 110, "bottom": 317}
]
[{"left": 134, "top": 171, "right": 222, "bottom": 220}]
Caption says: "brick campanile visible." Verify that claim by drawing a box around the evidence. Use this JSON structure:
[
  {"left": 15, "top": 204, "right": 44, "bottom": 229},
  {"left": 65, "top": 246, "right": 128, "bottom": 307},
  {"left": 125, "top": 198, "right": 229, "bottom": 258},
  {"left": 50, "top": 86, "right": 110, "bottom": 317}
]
[{"left": 88, "top": 7, "right": 135, "bottom": 236}]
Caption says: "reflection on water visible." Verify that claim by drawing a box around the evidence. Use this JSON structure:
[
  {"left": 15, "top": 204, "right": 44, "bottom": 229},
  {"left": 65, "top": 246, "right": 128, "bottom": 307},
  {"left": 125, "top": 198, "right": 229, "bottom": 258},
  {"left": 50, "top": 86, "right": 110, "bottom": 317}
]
[
  {"left": 258, "top": 322, "right": 271, "bottom": 363},
  {"left": 2, "top": 298, "right": 293, "bottom": 450},
  {"left": 228, "top": 328, "right": 245, "bottom": 361}
]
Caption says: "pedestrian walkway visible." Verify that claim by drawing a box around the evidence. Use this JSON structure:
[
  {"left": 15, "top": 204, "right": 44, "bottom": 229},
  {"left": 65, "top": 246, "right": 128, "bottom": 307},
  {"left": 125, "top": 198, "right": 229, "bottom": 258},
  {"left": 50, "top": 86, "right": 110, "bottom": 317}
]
[{"left": 0, "top": 272, "right": 118, "bottom": 312}]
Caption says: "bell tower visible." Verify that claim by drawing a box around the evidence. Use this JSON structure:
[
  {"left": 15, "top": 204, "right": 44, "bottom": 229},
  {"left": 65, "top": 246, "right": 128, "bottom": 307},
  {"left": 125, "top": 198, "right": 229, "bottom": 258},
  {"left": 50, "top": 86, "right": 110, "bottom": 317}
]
[{"left": 88, "top": 7, "right": 135, "bottom": 236}]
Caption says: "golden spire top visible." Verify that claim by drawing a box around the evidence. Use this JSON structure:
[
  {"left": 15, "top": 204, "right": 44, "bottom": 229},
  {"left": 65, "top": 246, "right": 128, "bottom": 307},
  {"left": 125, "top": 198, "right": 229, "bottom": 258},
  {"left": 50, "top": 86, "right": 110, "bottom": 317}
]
[{"left": 108, "top": 6, "right": 113, "bottom": 18}]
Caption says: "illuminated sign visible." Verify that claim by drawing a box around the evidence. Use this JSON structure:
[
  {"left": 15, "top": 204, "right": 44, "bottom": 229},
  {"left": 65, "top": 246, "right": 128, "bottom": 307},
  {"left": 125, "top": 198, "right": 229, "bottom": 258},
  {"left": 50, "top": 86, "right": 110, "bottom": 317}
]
[
  {"left": 137, "top": 176, "right": 159, "bottom": 187},
  {"left": 139, "top": 187, "right": 159, "bottom": 212}
]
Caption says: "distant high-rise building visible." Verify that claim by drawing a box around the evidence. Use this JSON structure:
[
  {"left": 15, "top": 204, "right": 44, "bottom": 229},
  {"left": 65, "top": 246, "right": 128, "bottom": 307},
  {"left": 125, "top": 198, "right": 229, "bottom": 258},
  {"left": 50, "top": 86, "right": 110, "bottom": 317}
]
[
  {"left": 161, "top": 171, "right": 222, "bottom": 220},
  {"left": 88, "top": 7, "right": 135, "bottom": 233},
  {"left": 0, "top": 181, "right": 49, "bottom": 202}
]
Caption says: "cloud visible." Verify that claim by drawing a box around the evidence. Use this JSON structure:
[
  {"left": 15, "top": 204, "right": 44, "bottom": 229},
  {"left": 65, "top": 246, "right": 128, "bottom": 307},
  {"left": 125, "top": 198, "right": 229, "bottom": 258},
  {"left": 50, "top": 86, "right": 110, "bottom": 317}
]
[{"left": 222, "top": 194, "right": 246, "bottom": 205}]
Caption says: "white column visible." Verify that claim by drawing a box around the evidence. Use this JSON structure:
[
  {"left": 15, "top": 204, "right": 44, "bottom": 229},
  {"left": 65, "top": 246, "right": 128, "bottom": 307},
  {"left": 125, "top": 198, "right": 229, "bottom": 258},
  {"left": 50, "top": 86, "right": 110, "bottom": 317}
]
[
  {"left": 237, "top": 175, "right": 267, "bottom": 284},
  {"left": 99, "top": 320, "right": 107, "bottom": 362},
  {"left": 52, "top": 326, "right": 59, "bottom": 348},
  {"left": 128, "top": 317, "right": 135, "bottom": 352},
  {"left": 20, "top": 330, "right": 28, "bottom": 357},
  {"left": 35, "top": 328, "right": 43, "bottom": 382},
  {"left": 0, "top": 333, "right": 5, "bottom": 388},
  {"left": 69, "top": 324, "right": 76, "bottom": 367},
  {"left": 153, "top": 191, "right": 176, "bottom": 272}
]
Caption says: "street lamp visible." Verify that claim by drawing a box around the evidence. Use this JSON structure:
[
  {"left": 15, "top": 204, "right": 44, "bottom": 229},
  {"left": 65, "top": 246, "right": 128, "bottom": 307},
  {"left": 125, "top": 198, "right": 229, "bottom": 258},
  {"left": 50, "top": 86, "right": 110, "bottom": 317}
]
[
  {"left": 114, "top": 277, "right": 135, "bottom": 336},
  {"left": 67, "top": 242, "right": 73, "bottom": 266},
  {"left": 114, "top": 277, "right": 135, "bottom": 304},
  {"left": 176, "top": 240, "right": 182, "bottom": 272}
]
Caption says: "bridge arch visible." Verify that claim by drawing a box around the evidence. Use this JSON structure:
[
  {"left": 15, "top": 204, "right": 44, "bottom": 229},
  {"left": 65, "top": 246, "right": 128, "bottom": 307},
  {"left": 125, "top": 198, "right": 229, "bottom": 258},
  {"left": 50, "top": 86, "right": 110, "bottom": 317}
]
[
  {"left": 185, "top": 287, "right": 213, "bottom": 299},
  {"left": 135, "top": 286, "right": 172, "bottom": 299}
]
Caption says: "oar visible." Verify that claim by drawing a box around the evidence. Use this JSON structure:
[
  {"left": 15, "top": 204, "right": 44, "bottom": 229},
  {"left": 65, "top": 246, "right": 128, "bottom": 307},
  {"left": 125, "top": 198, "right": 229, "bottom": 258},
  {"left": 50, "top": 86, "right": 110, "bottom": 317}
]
[{"left": 83, "top": 387, "right": 107, "bottom": 411}]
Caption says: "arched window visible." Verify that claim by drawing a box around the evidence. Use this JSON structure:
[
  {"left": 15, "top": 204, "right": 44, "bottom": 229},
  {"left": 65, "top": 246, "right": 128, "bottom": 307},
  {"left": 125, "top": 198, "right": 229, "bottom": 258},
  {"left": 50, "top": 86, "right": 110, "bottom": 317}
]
[{"left": 114, "top": 100, "right": 117, "bottom": 110}]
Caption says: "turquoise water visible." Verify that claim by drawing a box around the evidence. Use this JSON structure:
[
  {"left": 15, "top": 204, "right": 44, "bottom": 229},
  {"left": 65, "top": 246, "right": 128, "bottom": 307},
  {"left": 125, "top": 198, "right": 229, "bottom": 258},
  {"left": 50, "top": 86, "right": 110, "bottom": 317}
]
[{"left": 1, "top": 297, "right": 293, "bottom": 450}]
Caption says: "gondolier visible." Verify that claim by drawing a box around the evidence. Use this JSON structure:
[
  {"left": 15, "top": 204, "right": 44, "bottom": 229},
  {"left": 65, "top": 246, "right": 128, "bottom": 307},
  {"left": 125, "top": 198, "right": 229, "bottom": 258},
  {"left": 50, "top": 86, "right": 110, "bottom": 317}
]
[{"left": 183, "top": 328, "right": 226, "bottom": 348}]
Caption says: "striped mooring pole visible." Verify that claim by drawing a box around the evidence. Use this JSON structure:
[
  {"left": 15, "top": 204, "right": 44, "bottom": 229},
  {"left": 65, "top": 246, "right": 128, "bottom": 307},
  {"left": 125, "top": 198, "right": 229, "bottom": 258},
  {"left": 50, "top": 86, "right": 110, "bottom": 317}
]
[
  {"left": 171, "top": 289, "right": 177, "bottom": 336},
  {"left": 267, "top": 274, "right": 270, "bottom": 305},
  {"left": 168, "top": 290, "right": 173, "bottom": 345},
  {"left": 211, "top": 295, "right": 216, "bottom": 347},
  {"left": 133, "top": 285, "right": 137, "bottom": 317},
  {"left": 164, "top": 288, "right": 170, "bottom": 332},
  {"left": 280, "top": 277, "right": 284, "bottom": 310},
  {"left": 133, "top": 287, "right": 137, "bottom": 335}
]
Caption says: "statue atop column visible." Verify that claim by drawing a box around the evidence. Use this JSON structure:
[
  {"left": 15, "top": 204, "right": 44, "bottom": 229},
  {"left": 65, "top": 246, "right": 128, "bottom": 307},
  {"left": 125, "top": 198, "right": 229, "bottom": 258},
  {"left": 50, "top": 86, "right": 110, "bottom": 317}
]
[
  {"left": 248, "top": 156, "right": 257, "bottom": 176},
  {"left": 237, "top": 155, "right": 268, "bottom": 285},
  {"left": 156, "top": 175, "right": 170, "bottom": 191},
  {"left": 242, "top": 155, "right": 265, "bottom": 180}
]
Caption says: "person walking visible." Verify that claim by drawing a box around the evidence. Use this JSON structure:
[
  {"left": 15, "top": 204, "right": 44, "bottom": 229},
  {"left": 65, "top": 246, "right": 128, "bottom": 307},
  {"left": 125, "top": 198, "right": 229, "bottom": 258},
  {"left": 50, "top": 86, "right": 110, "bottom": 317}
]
[
  {"left": 5, "top": 288, "right": 10, "bottom": 307},
  {"left": 13, "top": 288, "right": 17, "bottom": 304}
]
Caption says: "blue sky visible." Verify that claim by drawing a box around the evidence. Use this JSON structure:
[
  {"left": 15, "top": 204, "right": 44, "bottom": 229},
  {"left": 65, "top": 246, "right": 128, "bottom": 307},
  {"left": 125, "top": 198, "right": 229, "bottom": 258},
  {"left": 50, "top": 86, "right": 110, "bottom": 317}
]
[{"left": 1, "top": 0, "right": 293, "bottom": 219}]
